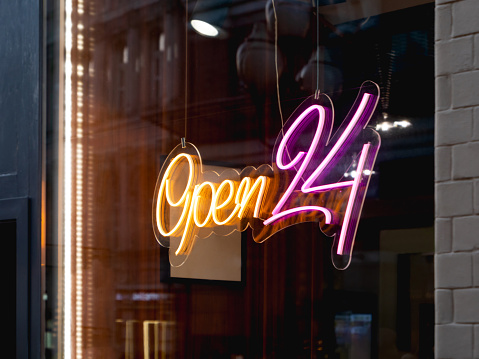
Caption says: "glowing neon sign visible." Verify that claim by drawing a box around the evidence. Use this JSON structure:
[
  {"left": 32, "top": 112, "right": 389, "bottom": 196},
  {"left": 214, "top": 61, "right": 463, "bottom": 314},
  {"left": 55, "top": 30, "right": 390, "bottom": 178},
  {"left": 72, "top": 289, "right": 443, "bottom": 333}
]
[{"left": 152, "top": 81, "right": 381, "bottom": 269}]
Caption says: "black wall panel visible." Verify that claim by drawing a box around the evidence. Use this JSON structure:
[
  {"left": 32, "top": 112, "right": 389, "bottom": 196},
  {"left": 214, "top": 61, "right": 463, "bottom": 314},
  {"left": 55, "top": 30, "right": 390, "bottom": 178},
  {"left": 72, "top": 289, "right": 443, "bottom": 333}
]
[{"left": 0, "top": 1, "right": 44, "bottom": 358}]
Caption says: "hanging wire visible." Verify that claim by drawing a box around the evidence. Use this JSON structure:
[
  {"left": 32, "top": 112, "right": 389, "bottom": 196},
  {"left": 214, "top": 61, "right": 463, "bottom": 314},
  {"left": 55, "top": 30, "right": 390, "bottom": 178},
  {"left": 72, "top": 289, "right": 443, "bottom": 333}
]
[
  {"left": 183, "top": 0, "right": 189, "bottom": 145},
  {"left": 271, "top": 0, "right": 285, "bottom": 129},
  {"left": 315, "top": 0, "right": 320, "bottom": 99},
  {"left": 271, "top": 0, "right": 304, "bottom": 177}
]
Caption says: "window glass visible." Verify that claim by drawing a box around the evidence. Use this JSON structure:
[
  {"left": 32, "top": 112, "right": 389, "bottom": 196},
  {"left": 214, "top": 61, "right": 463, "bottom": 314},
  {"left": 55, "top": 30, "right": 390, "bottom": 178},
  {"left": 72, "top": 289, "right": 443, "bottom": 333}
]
[{"left": 46, "top": 1, "right": 434, "bottom": 358}]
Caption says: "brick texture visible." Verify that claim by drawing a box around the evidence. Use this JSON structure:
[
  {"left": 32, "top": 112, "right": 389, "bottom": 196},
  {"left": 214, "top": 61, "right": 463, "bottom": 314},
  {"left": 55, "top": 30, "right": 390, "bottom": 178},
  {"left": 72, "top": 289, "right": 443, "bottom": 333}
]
[
  {"left": 453, "top": 216, "right": 479, "bottom": 251},
  {"left": 436, "top": 36, "right": 473, "bottom": 76},
  {"left": 452, "top": 142, "right": 479, "bottom": 179},
  {"left": 436, "top": 253, "right": 472, "bottom": 289},
  {"left": 435, "top": 108, "right": 472, "bottom": 145},
  {"left": 474, "top": 252, "right": 479, "bottom": 287},
  {"left": 452, "top": 71, "right": 479, "bottom": 108},
  {"left": 436, "top": 289, "right": 453, "bottom": 323},
  {"left": 436, "top": 76, "right": 451, "bottom": 111},
  {"left": 435, "top": 5, "right": 451, "bottom": 41},
  {"left": 435, "top": 146, "right": 451, "bottom": 182},
  {"left": 475, "top": 325, "right": 479, "bottom": 358},
  {"left": 454, "top": 289, "right": 479, "bottom": 322},
  {"left": 452, "top": 0, "right": 479, "bottom": 37},
  {"left": 435, "top": 1, "right": 479, "bottom": 358},
  {"left": 436, "top": 218, "right": 452, "bottom": 253},
  {"left": 436, "top": 181, "right": 473, "bottom": 217},
  {"left": 436, "top": 324, "right": 473, "bottom": 358}
]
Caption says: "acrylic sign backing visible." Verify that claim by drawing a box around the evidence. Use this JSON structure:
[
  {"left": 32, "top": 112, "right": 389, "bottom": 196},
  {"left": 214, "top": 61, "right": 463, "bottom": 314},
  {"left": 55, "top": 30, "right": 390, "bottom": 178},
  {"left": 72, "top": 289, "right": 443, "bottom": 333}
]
[{"left": 152, "top": 81, "right": 381, "bottom": 270}]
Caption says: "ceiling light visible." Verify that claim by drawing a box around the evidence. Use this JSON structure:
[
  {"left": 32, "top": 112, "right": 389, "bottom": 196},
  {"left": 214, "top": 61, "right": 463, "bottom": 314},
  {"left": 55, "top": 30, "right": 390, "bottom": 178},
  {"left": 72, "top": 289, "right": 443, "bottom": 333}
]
[
  {"left": 191, "top": 19, "right": 219, "bottom": 37},
  {"left": 190, "top": 0, "right": 231, "bottom": 39}
]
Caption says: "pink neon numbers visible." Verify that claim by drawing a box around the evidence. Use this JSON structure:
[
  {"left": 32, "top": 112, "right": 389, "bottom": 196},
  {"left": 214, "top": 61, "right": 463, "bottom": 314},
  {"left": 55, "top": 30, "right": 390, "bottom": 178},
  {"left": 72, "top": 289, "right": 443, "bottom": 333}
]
[{"left": 265, "top": 81, "right": 381, "bottom": 269}]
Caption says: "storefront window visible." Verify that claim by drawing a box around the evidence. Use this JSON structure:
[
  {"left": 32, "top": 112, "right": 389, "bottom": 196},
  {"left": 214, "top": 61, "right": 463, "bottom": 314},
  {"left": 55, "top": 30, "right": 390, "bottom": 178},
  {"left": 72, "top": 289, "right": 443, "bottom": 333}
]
[{"left": 46, "top": 0, "right": 434, "bottom": 358}]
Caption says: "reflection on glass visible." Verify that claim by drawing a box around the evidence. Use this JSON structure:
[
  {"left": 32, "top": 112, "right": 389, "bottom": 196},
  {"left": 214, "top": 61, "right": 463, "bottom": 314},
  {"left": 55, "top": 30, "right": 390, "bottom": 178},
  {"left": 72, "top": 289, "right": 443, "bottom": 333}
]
[
  {"left": 335, "top": 313, "right": 372, "bottom": 359},
  {"left": 191, "top": 19, "right": 220, "bottom": 37},
  {"left": 46, "top": 0, "right": 435, "bottom": 358}
]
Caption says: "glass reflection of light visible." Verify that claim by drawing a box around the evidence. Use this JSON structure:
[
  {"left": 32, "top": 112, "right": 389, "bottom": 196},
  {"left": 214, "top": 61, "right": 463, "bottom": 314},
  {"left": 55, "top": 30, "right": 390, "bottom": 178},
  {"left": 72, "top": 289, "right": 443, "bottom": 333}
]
[
  {"left": 191, "top": 19, "right": 219, "bottom": 37},
  {"left": 64, "top": 0, "right": 73, "bottom": 357},
  {"left": 375, "top": 119, "right": 411, "bottom": 132},
  {"left": 65, "top": 0, "right": 88, "bottom": 357},
  {"left": 155, "top": 151, "right": 269, "bottom": 257},
  {"left": 337, "top": 143, "right": 371, "bottom": 255},
  {"left": 75, "top": 0, "right": 85, "bottom": 352},
  {"left": 344, "top": 169, "right": 375, "bottom": 178},
  {"left": 394, "top": 120, "right": 411, "bottom": 128},
  {"left": 376, "top": 121, "right": 393, "bottom": 132}
]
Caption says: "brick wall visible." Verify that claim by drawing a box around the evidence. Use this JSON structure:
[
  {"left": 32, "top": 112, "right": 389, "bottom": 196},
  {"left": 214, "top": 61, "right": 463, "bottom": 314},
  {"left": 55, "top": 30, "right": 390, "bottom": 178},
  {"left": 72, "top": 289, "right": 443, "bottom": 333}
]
[{"left": 435, "top": 0, "right": 479, "bottom": 358}]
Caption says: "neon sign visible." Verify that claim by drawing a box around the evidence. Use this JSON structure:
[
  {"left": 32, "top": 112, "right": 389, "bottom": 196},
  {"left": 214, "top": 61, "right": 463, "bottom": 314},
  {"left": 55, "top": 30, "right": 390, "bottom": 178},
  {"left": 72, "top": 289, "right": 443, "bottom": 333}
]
[{"left": 152, "top": 81, "right": 381, "bottom": 270}]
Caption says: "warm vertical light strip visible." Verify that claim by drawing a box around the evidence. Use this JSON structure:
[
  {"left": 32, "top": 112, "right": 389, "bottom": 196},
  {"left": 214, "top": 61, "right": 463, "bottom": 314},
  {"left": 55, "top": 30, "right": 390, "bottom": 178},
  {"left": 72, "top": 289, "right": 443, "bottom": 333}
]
[
  {"left": 64, "top": 0, "right": 86, "bottom": 357},
  {"left": 75, "top": 138, "right": 83, "bottom": 359},
  {"left": 63, "top": 0, "right": 73, "bottom": 358},
  {"left": 75, "top": 0, "right": 85, "bottom": 357},
  {"left": 86, "top": 6, "right": 95, "bottom": 353}
]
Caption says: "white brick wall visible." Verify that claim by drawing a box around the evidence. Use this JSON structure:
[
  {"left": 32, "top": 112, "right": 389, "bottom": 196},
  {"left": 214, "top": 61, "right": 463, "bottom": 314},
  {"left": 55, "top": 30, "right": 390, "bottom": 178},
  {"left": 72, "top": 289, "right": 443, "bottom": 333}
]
[{"left": 435, "top": 1, "right": 479, "bottom": 358}]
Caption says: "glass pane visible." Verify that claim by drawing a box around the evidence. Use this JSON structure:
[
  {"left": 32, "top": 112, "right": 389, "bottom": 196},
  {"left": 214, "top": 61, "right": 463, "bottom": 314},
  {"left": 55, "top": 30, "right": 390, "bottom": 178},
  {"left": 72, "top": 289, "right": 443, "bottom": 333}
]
[{"left": 46, "top": 0, "right": 434, "bottom": 358}]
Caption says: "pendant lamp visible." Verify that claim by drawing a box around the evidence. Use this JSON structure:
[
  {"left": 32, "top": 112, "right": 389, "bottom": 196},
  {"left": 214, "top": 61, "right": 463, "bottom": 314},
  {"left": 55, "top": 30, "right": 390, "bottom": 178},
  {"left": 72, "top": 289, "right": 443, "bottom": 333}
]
[
  {"left": 236, "top": 22, "right": 285, "bottom": 95},
  {"left": 265, "top": 0, "right": 312, "bottom": 38},
  {"left": 190, "top": 0, "right": 232, "bottom": 38},
  {"left": 296, "top": 47, "right": 342, "bottom": 96}
]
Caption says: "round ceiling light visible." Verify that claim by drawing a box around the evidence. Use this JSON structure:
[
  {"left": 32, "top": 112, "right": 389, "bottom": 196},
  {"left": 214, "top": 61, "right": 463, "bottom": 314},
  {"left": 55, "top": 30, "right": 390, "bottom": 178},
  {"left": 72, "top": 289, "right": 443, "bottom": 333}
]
[{"left": 191, "top": 19, "right": 219, "bottom": 37}]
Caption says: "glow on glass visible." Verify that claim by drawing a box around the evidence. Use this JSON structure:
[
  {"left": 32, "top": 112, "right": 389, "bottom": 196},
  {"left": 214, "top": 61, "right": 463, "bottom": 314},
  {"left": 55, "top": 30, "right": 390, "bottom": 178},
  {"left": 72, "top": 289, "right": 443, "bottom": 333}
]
[
  {"left": 309, "top": 181, "right": 355, "bottom": 192},
  {"left": 214, "top": 180, "right": 235, "bottom": 210},
  {"left": 376, "top": 121, "right": 393, "bottom": 131},
  {"left": 164, "top": 154, "right": 195, "bottom": 206},
  {"left": 153, "top": 84, "right": 380, "bottom": 269},
  {"left": 272, "top": 105, "right": 326, "bottom": 216},
  {"left": 175, "top": 204, "right": 195, "bottom": 255},
  {"left": 336, "top": 143, "right": 370, "bottom": 255},
  {"left": 263, "top": 206, "right": 332, "bottom": 226},
  {"left": 192, "top": 182, "right": 216, "bottom": 227},
  {"left": 235, "top": 177, "right": 251, "bottom": 212},
  {"left": 237, "top": 176, "right": 268, "bottom": 219},
  {"left": 212, "top": 180, "right": 240, "bottom": 225},
  {"left": 155, "top": 153, "right": 194, "bottom": 237},
  {"left": 394, "top": 120, "right": 411, "bottom": 128},
  {"left": 276, "top": 105, "right": 325, "bottom": 170},
  {"left": 154, "top": 152, "right": 269, "bottom": 256},
  {"left": 267, "top": 93, "right": 374, "bottom": 227},
  {"left": 302, "top": 93, "right": 372, "bottom": 193},
  {"left": 260, "top": 93, "right": 378, "bottom": 259}
]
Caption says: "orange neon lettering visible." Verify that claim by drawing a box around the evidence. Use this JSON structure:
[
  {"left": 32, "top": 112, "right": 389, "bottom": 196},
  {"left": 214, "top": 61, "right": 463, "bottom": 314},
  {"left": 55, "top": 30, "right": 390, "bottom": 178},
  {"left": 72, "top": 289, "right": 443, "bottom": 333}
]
[
  {"left": 212, "top": 180, "right": 240, "bottom": 225},
  {"left": 175, "top": 200, "right": 195, "bottom": 255},
  {"left": 154, "top": 152, "right": 270, "bottom": 256},
  {"left": 156, "top": 154, "right": 195, "bottom": 237},
  {"left": 192, "top": 182, "right": 216, "bottom": 228},
  {"left": 237, "top": 176, "right": 268, "bottom": 219}
]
